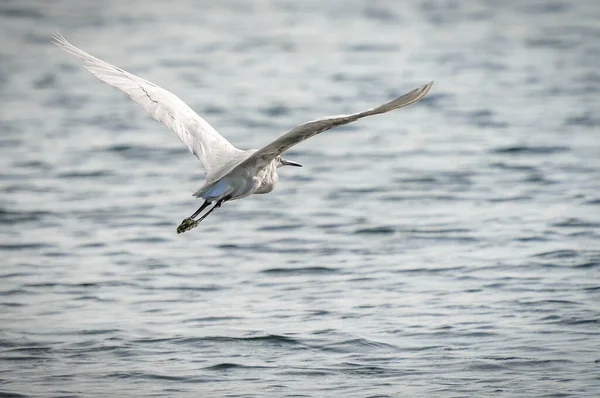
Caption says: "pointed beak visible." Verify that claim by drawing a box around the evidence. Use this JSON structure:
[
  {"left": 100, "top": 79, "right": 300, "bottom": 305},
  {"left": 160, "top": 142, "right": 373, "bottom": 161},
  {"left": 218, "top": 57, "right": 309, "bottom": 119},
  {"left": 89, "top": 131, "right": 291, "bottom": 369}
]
[{"left": 281, "top": 158, "right": 302, "bottom": 167}]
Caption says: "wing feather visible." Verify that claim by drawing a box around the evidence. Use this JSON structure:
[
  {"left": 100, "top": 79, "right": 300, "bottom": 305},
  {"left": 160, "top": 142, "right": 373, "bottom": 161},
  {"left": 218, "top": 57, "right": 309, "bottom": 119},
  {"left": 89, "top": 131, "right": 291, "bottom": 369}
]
[
  {"left": 236, "top": 81, "right": 433, "bottom": 170},
  {"left": 198, "top": 82, "right": 433, "bottom": 190},
  {"left": 52, "top": 32, "right": 238, "bottom": 172}
]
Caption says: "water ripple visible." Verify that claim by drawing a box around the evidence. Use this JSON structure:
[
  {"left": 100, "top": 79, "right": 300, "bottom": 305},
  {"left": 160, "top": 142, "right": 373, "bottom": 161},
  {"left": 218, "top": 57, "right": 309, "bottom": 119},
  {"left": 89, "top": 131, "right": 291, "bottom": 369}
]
[{"left": 2, "top": 1, "right": 600, "bottom": 397}]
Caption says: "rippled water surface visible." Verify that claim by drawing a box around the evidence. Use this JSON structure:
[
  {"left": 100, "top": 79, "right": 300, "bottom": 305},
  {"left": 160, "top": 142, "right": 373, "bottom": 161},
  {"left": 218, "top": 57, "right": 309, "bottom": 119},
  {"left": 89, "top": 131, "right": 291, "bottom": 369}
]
[{"left": 1, "top": 0, "right": 600, "bottom": 396}]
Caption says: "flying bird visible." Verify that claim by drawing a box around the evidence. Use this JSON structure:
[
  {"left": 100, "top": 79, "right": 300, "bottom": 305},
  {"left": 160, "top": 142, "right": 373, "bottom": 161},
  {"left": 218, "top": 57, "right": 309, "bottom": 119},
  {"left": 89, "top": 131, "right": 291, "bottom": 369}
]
[{"left": 52, "top": 33, "right": 433, "bottom": 234}]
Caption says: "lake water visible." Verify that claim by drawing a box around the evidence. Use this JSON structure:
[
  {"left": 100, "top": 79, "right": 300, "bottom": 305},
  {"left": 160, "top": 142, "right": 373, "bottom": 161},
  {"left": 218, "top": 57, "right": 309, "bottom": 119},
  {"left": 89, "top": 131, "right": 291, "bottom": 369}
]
[{"left": 1, "top": 0, "right": 599, "bottom": 396}]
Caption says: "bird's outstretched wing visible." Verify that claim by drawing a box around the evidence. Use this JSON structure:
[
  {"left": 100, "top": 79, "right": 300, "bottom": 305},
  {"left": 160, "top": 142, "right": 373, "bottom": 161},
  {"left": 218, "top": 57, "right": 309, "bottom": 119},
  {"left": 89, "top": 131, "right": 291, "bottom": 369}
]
[
  {"left": 230, "top": 81, "right": 433, "bottom": 171},
  {"left": 51, "top": 32, "right": 238, "bottom": 172}
]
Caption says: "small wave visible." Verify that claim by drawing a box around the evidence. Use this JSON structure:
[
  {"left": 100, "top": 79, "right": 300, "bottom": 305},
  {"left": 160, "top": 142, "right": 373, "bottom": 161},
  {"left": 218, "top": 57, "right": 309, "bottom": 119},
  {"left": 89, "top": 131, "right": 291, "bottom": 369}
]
[
  {"left": 0, "top": 209, "right": 55, "bottom": 224},
  {"left": 0, "top": 302, "right": 24, "bottom": 307},
  {"left": 0, "top": 139, "right": 21, "bottom": 148},
  {"left": 124, "top": 237, "right": 171, "bottom": 244},
  {"left": 216, "top": 242, "right": 317, "bottom": 254},
  {"left": 202, "top": 105, "right": 226, "bottom": 115},
  {"left": 573, "top": 261, "right": 600, "bottom": 269},
  {"left": 2, "top": 346, "right": 53, "bottom": 356},
  {"left": 2, "top": 355, "right": 52, "bottom": 363},
  {"left": 182, "top": 316, "right": 242, "bottom": 324},
  {"left": 132, "top": 337, "right": 177, "bottom": 345},
  {"left": 24, "top": 282, "right": 100, "bottom": 289},
  {"left": 106, "top": 371, "right": 190, "bottom": 382},
  {"left": 354, "top": 226, "right": 395, "bottom": 235},
  {"left": 104, "top": 144, "right": 135, "bottom": 153},
  {"left": 551, "top": 218, "right": 600, "bottom": 228},
  {"left": 203, "top": 363, "right": 274, "bottom": 371},
  {"left": 345, "top": 44, "right": 400, "bottom": 53},
  {"left": 526, "top": 38, "right": 574, "bottom": 50},
  {"left": 157, "top": 284, "right": 228, "bottom": 292},
  {"left": 74, "top": 295, "right": 116, "bottom": 303},
  {"left": 0, "top": 243, "right": 53, "bottom": 251},
  {"left": 537, "top": 261, "right": 600, "bottom": 269},
  {"left": 490, "top": 145, "right": 569, "bottom": 155},
  {"left": 363, "top": 5, "right": 400, "bottom": 22},
  {"left": 468, "top": 109, "right": 509, "bottom": 128},
  {"left": 523, "top": 2, "right": 568, "bottom": 13},
  {"left": 534, "top": 250, "right": 579, "bottom": 259},
  {"left": 259, "top": 104, "right": 290, "bottom": 117},
  {"left": 539, "top": 315, "right": 561, "bottom": 322},
  {"left": 102, "top": 144, "right": 183, "bottom": 160},
  {"left": 323, "top": 338, "right": 399, "bottom": 354},
  {"left": 523, "top": 173, "right": 555, "bottom": 185},
  {"left": 57, "top": 170, "right": 114, "bottom": 179},
  {"left": 11, "top": 160, "right": 51, "bottom": 169},
  {"left": 565, "top": 112, "right": 600, "bottom": 127},
  {"left": 402, "top": 227, "right": 471, "bottom": 234},
  {"left": 532, "top": 248, "right": 600, "bottom": 269},
  {"left": 395, "top": 266, "right": 466, "bottom": 274},
  {"left": 77, "top": 242, "right": 106, "bottom": 249},
  {"left": 34, "top": 73, "right": 56, "bottom": 89},
  {"left": 468, "top": 361, "right": 508, "bottom": 371},
  {"left": 0, "top": 391, "right": 29, "bottom": 398},
  {"left": 217, "top": 335, "right": 301, "bottom": 345},
  {"left": 261, "top": 266, "right": 340, "bottom": 275},
  {"left": 175, "top": 334, "right": 302, "bottom": 347},
  {"left": 489, "top": 162, "right": 537, "bottom": 171},
  {"left": 381, "top": 194, "right": 463, "bottom": 202},
  {"left": 277, "top": 369, "right": 334, "bottom": 377},
  {"left": 487, "top": 195, "right": 532, "bottom": 202},
  {"left": 78, "top": 329, "right": 122, "bottom": 336},
  {"left": 503, "top": 358, "right": 575, "bottom": 369},
  {"left": 327, "top": 186, "right": 385, "bottom": 199},
  {"left": 522, "top": 299, "right": 580, "bottom": 307},
  {"left": 1, "top": 184, "right": 59, "bottom": 194},
  {"left": 394, "top": 176, "right": 437, "bottom": 184},
  {"left": 337, "top": 362, "right": 399, "bottom": 376},
  {"left": 551, "top": 317, "right": 599, "bottom": 326},
  {"left": 0, "top": 7, "right": 44, "bottom": 20},
  {"left": 583, "top": 286, "right": 600, "bottom": 291},
  {"left": 257, "top": 223, "right": 304, "bottom": 231}
]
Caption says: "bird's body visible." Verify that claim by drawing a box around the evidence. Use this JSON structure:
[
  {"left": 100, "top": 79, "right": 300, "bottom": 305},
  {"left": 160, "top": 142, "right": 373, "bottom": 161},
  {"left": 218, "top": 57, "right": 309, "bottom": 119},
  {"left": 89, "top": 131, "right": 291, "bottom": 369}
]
[
  {"left": 197, "top": 151, "right": 279, "bottom": 201},
  {"left": 52, "top": 33, "right": 433, "bottom": 234}
]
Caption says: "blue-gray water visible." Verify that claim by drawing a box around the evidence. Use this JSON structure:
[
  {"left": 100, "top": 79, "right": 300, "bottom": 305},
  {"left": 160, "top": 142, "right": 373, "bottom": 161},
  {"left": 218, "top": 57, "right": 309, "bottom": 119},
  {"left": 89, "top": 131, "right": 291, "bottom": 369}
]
[{"left": 1, "top": 0, "right": 600, "bottom": 397}]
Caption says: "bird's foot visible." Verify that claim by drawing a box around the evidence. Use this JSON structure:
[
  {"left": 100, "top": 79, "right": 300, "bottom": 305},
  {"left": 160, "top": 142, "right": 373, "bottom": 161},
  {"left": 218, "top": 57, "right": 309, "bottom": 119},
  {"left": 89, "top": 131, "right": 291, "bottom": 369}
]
[{"left": 177, "top": 217, "right": 198, "bottom": 234}]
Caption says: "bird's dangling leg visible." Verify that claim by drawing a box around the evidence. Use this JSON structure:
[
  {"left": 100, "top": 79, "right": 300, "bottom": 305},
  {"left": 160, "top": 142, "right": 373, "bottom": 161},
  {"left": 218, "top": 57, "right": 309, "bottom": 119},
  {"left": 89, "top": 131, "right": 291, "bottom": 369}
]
[
  {"left": 176, "top": 196, "right": 232, "bottom": 234},
  {"left": 177, "top": 200, "right": 211, "bottom": 234},
  {"left": 191, "top": 200, "right": 212, "bottom": 219},
  {"left": 195, "top": 198, "right": 226, "bottom": 223}
]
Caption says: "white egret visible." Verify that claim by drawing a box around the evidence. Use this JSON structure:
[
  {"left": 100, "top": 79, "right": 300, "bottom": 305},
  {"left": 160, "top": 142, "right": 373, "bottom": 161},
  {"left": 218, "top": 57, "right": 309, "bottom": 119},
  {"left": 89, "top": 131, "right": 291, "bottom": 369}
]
[{"left": 52, "top": 33, "right": 433, "bottom": 234}]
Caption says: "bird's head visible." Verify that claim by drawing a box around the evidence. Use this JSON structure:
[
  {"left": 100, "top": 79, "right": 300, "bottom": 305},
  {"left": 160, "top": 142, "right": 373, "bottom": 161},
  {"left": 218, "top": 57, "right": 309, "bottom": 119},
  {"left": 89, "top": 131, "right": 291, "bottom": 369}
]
[{"left": 276, "top": 156, "right": 302, "bottom": 168}]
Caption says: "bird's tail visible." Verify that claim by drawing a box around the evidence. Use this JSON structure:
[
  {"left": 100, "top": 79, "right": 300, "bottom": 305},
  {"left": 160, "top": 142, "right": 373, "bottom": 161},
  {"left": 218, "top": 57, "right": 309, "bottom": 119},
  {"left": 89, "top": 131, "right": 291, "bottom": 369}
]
[{"left": 193, "top": 179, "right": 232, "bottom": 200}]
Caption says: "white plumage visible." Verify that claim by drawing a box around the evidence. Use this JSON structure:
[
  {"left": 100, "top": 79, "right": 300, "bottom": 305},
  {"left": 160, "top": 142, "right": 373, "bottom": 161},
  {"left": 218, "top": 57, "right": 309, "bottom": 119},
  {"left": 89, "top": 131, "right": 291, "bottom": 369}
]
[{"left": 52, "top": 32, "right": 433, "bottom": 234}]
